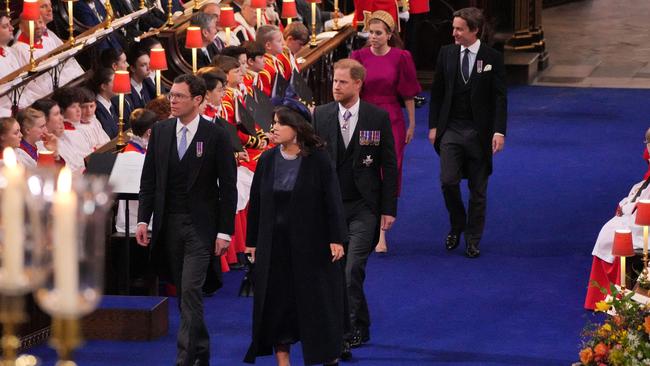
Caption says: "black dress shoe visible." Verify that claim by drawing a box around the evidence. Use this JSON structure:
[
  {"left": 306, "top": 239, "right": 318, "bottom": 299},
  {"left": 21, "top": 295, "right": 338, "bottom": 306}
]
[
  {"left": 445, "top": 232, "right": 461, "bottom": 251},
  {"left": 465, "top": 243, "right": 480, "bottom": 258},
  {"left": 340, "top": 340, "right": 352, "bottom": 361},
  {"left": 349, "top": 327, "right": 369, "bottom": 348}
]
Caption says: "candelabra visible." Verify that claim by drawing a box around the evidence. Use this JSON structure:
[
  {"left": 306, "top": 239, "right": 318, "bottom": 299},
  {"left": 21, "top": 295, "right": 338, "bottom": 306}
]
[{"left": 167, "top": 0, "right": 173, "bottom": 26}]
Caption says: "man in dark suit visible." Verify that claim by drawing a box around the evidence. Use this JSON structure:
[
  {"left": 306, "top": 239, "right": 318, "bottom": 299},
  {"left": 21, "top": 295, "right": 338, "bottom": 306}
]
[
  {"left": 136, "top": 74, "right": 237, "bottom": 366},
  {"left": 428, "top": 7, "right": 507, "bottom": 258},
  {"left": 313, "top": 58, "right": 398, "bottom": 356},
  {"left": 180, "top": 12, "right": 220, "bottom": 70},
  {"left": 74, "top": 0, "right": 123, "bottom": 50},
  {"left": 126, "top": 45, "right": 156, "bottom": 110}
]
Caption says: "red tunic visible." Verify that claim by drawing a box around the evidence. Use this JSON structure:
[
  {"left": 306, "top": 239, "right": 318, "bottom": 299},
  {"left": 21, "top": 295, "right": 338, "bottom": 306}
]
[
  {"left": 353, "top": 0, "right": 399, "bottom": 28},
  {"left": 257, "top": 53, "right": 286, "bottom": 97}
]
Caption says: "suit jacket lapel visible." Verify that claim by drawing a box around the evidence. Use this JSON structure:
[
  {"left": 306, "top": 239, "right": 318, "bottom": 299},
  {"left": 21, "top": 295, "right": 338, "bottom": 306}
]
[
  {"left": 327, "top": 103, "right": 340, "bottom": 165},
  {"left": 471, "top": 43, "right": 487, "bottom": 96},
  {"left": 160, "top": 119, "right": 175, "bottom": 188},
  {"left": 448, "top": 45, "right": 460, "bottom": 92},
  {"left": 186, "top": 119, "right": 210, "bottom": 190}
]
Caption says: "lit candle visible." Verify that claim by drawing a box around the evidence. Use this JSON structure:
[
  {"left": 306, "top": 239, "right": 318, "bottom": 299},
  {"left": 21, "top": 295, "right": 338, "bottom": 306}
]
[
  {"left": 225, "top": 27, "right": 231, "bottom": 47},
  {"left": 53, "top": 167, "right": 78, "bottom": 313},
  {"left": 1, "top": 148, "right": 25, "bottom": 286}
]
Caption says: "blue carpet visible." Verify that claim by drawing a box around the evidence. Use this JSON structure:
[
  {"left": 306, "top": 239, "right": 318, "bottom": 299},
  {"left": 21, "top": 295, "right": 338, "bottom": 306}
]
[{"left": 27, "top": 86, "right": 650, "bottom": 365}]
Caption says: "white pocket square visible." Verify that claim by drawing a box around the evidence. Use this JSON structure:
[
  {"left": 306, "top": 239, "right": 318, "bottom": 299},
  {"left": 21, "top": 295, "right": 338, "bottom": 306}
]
[{"left": 483, "top": 64, "right": 492, "bottom": 72}]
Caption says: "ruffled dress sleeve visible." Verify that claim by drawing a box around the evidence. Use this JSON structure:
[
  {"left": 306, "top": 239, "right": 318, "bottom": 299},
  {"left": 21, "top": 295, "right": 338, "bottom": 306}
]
[{"left": 396, "top": 49, "right": 422, "bottom": 99}]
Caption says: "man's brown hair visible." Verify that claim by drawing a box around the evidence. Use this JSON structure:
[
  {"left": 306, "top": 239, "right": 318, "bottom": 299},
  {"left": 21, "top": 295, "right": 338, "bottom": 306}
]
[{"left": 333, "top": 59, "right": 366, "bottom": 82}]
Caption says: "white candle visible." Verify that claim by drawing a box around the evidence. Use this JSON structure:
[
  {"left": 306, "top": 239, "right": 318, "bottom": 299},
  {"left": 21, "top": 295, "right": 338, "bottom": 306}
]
[
  {"left": 225, "top": 27, "right": 231, "bottom": 47},
  {"left": 2, "top": 148, "right": 25, "bottom": 287},
  {"left": 311, "top": 2, "right": 316, "bottom": 27},
  {"left": 620, "top": 257, "right": 626, "bottom": 290},
  {"left": 256, "top": 8, "right": 262, "bottom": 29},
  {"left": 53, "top": 167, "right": 78, "bottom": 314}
]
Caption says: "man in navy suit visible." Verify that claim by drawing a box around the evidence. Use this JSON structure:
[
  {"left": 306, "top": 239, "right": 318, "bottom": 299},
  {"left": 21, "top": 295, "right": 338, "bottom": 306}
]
[
  {"left": 126, "top": 45, "right": 156, "bottom": 110},
  {"left": 428, "top": 7, "right": 507, "bottom": 258},
  {"left": 74, "top": 0, "right": 123, "bottom": 50},
  {"left": 136, "top": 74, "right": 237, "bottom": 365}
]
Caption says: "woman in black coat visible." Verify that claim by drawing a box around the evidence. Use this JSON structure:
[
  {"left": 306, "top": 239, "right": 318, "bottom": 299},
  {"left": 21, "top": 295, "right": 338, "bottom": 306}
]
[{"left": 244, "top": 101, "right": 347, "bottom": 366}]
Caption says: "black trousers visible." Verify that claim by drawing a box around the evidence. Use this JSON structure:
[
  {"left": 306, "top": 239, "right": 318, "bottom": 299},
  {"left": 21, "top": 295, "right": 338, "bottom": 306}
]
[
  {"left": 342, "top": 199, "right": 378, "bottom": 332},
  {"left": 163, "top": 213, "right": 212, "bottom": 366},
  {"left": 439, "top": 127, "right": 490, "bottom": 246}
]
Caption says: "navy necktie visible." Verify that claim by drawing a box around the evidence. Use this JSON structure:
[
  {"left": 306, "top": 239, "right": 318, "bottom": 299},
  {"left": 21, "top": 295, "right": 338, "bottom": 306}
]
[{"left": 461, "top": 48, "right": 470, "bottom": 83}]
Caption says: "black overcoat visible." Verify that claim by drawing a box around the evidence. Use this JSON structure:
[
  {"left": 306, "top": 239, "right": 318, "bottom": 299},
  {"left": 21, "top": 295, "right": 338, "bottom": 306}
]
[{"left": 244, "top": 147, "right": 348, "bottom": 365}]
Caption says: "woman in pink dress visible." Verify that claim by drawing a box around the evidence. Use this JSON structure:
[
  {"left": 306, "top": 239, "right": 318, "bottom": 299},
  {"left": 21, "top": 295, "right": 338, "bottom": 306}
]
[{"left": 351, "top": 10, "right": 421, "bottom": 252}]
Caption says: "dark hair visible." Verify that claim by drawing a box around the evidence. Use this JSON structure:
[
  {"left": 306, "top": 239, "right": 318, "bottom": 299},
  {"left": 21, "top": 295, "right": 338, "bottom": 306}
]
[
  {"left": 129, "top": 108, "right": 157, "bottom": 136},
  {"left": 243, "top": 41, "right": 265, "bottom": 60},
  {"left": 453, "top": 7, "right": 485, "bottom": 37},
  {"left": 0, "top": 117, "right": 18, "bottom": 145},
  {"left": 212, "top": 55, "right": 241, "bottom": 73},
  {"left": 145, "top": 95, "right": 171, "bottom": 121},
  {"left": 31, "top": 98, "right": 59, "bottom": 120},
  {"left": 274, "top": 106, "right": 323, "bottom": 156},
  {"left": 138, "top": 36, "right": 162, "bottom": 51},
  {"left": 98, "top": 48, "right": 125, "bottom": 69},
  {"left": 221, "top": 46, "right": 247, "bottom": 60},
  {"left": 196, "top": 67, "right": 226, "bottom": 91},
  {"left": 51, "top": 88, "right": 82, "bottom": 112},
  {"left": 127, "top": 44, "right": 150, "bottom": 70},
  {"left": 173, "top": 74, "right": 207, "bottom": 98},
  {"left": 88, "top": 67, "right": 115, "bottom": 95},
  {"left": 78, "top": 87, "right": 96, "bottom": 103}
]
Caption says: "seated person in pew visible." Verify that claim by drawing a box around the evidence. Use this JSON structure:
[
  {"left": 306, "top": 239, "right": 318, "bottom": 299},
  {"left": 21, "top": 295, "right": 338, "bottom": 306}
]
[
  {"left": 15, "top": 107, "right": 60, "bottom": 167},
  {"left": 98, "top": 48, "right": 129, "bottom": 71},
  {"left": 74, "top": 0, "right": 124, "bottom": 51},
  {"left": 126, "top": 45, "right": 155, "bottom": 110},
  {"left": 201, "top": 1, "right": 235, "bottom": 50},
  {"left": 12, "top": 17, "right": 54, "bottom": 107},
  {"left": 233, "top": 0, "right": 258, "bottom": 44},
  {"left": 110, "top": 0, "right": 166, "bottom": 35},
  {"left": 256, "top": 25, "right": 288, "bottom": 97},
  {"left": 196, "top": 66, "right": 227, "bottom": 121},
  {"left": 52, "top": 88, "right": 95, "bottom": 155},
  {"left": 0, "top": 12, "right": 19, "bottom": 117},
  {"left": 36, "top": 97, "right": 88, "bottom": 175},
  {"left": 181, "top": 12, "right": 220, "bottom": 69},
  {"left": 78, "top": 87, "right": 111, "bottom": 149},
  {"left": 282, "top": 21, "right": 309, "bottom": 71},
  {"left": 139, "top": 37, "right": 165, "bottom": 88},
  {"left": 243, "top": 41, "right": 265, "bottom": 91},
  {"left": 219, "top": 45, "right": 252, "bottom": 95},
  {"left": 263, "top": 0, "right": 280, "bottom": 27},
  {"left": 585, "top": 127, "right": 650, "bottom": 309},
  {"left": 115, "top": 108, "right": 156, "bottom": 234},
  {"left": 31, "top": 0, "right": 85, "bottom": 85},
  {"left": 0, "top": 116, "right": 22, "bottom": 155},
  {"left": 90, "top": 67, "right": 122, "bottom": 138}
]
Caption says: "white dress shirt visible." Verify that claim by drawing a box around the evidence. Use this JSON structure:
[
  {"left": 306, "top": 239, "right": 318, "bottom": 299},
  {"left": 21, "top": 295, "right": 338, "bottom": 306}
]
[{"left": 11, "top": 41, "right": 52, "bottom": 107}]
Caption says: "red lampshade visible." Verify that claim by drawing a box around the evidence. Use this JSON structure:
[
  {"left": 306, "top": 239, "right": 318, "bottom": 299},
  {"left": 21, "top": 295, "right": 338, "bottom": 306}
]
[
  {"left": 220, "top": 7, "right": 236, "bottom": 28},
  {"left": 409, "top": 0, "right": 430, "bottom": 14},
  {"left": 185, "top": 26, "right": 202, "bottom": 49},
  {"left": 22, "top": 0, "right": 40, "bottom": 21},
  {"left": 636, "top": 199, "right": 650, "bottom": 226},
  {"left": 281, "top": 0, "right": 297, "bottom": 19},
  {"left": 149, "top": 48, "right": 168, "bottom": 71},
  {"left": 612, "top": 229, "right": 635, "bottom": 257},
  {"left": 306, "top": 0, "right": 321, "bottom": 3},
  {"left": 112, "top": 70, "right": 131, "bottom": 94},
  {"left": 251, "top": 0, "right": 266, "bottom": 9}
]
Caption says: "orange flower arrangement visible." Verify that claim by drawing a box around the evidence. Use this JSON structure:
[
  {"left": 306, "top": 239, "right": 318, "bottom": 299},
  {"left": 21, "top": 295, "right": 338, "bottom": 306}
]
[
  {"left": 645, "top": 316, "right": 650, "bottom": 335},
  {"left": 579, "top": 347, "right": 593, "bottom": 364}
]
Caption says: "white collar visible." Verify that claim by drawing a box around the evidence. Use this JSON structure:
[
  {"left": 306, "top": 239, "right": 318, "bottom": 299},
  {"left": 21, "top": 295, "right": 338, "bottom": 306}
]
[
  {"left": 338, "top": 98, "right": 361, "bottom": 116},
  {"left": 461, "top": 39, "right": 481, "bottom": 54},
  {"left": 96, "top": 95, "right": 112, "bottom": 111},
  {"left": 131, "top": 78, "right": 143, "bottom": 93},
  {"left": 176, "top": 113, "right": 201, "bottom": 135}
]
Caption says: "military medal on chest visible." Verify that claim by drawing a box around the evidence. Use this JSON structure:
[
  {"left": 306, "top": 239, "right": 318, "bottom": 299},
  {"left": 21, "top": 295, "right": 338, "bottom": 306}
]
[{"left": 196, "top": 141, "right": 204, "bottom": 157}]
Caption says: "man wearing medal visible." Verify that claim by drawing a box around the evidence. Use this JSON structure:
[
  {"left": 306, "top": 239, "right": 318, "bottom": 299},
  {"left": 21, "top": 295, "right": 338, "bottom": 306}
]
[
  {"left": 136, "top": 74, "right": 237, "bottom": 366},
  {"left": 313, "top": 58, "right": 398, "bottom": 356}
]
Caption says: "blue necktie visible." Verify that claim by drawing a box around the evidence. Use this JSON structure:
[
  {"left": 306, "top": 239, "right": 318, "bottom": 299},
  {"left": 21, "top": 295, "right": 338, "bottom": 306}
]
[
  {"left": 461, "top": 48, "right": 470, "bottom": 83},
  {"left": 178, "top": 126, "right": 188, "bottom": 159}
]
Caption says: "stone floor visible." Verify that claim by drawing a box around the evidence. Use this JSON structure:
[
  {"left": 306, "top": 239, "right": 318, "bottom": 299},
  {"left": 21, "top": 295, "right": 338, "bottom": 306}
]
[{"left": 535, "top": 0, "right": 650, "bottom": 88}]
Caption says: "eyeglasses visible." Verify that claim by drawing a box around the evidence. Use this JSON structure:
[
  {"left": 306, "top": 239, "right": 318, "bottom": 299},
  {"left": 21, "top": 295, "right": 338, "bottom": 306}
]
[{"left": 167, "top": 93, "right": 192, "bottom": 101}]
